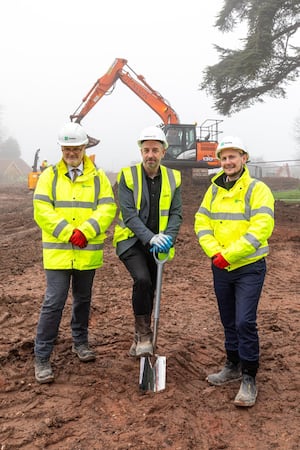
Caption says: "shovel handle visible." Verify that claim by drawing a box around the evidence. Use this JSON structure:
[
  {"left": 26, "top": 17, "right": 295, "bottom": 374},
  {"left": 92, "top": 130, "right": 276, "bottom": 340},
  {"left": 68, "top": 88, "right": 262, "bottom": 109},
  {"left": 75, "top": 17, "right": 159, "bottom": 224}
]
[
  {"left": 152, "top": 251, "right": 169, "bottom": 352},
  {"left": 152, "top": 251, "right": 169, "bottom": 266}
]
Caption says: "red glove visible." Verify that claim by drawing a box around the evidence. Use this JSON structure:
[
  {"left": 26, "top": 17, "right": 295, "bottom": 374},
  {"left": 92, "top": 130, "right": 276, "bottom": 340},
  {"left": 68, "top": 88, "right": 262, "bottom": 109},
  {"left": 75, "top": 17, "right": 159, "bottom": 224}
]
[
  {"left": 212, "top": 253, "right": 229, "bottom": 269},
  {"left": 69, "top": 229, "right": 87, "bottom": 248}
]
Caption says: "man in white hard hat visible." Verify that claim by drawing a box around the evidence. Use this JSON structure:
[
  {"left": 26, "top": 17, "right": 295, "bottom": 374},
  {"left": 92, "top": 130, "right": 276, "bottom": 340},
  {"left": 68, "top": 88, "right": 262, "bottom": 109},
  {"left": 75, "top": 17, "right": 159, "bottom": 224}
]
[
  {"left": 33, "top": 122, "right": 117, "bottom": 383},
  {"left": 113, "top": 126, "right": 183, "bottom": 358},
  {"left": 195, "top": 136, "right": 274, "bottom": 407}
]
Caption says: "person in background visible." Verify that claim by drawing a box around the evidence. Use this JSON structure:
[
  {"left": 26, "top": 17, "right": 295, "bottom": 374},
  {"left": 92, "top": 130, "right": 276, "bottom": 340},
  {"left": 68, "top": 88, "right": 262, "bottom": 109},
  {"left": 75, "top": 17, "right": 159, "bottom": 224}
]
[
  {"left": 33, "top": 122, "right": 117, "bottom": 384},
  {"left": 194, "top": 136, "right": 274, "bottom": 407},
  {"left": 113, "top": 126, "right": 182, "bottom": 358},
  {"left": 40, "top": 159, "right": 48, "bottom": 172}
]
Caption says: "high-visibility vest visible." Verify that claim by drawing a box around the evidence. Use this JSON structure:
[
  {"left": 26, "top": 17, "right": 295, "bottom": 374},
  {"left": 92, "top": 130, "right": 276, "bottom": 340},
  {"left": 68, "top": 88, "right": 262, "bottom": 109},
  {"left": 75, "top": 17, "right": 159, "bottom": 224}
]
[
  {"left": 113, "top": 163, "right": 181, "bottom": 259},
  {"left": 33, "top": 155, "right": 117, "bottom": 270}
]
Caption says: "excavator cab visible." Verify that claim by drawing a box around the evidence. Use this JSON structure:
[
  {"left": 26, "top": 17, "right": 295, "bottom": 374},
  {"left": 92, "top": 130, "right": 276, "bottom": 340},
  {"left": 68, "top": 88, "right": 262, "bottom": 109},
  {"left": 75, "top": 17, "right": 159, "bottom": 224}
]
[
  {"left": 162, "top": 120, "right": 222, "bottom": 169},
  {"left": 163, "top": 124, "right": 197, "bottom": 161}
]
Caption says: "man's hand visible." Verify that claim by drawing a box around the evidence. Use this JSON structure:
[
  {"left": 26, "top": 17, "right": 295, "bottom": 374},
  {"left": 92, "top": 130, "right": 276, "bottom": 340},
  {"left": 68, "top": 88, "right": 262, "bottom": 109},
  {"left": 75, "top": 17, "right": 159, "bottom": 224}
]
[
  {"left": 69, "top": 229, "right": 87, "bottom": 248},
  {"left": 150, "top": 233, "right": 173, "bottom": 253},
  {"left": 212, "top": 253, "right": 229, "bottom": 269}
]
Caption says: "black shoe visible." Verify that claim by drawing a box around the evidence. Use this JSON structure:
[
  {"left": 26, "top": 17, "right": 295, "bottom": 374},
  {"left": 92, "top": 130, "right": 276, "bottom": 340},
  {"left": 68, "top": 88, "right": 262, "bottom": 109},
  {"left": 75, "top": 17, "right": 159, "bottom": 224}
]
[
  {"left": 234, "top": 374, "right": 258, "bottom": 407},
  {"left": 34, "top": 357, "right": 54, "bottom": 384},
  {"left": 206, "top": 360, "right": 242, "bottom": 386},
  {"left": 72, "top": 343, "right": 96, "bottom": 362}
]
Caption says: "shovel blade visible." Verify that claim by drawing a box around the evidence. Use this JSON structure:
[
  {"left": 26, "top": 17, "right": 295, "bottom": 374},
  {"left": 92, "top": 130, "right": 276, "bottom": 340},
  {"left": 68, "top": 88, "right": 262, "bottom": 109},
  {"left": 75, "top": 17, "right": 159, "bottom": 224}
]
[{"left": 139, "top": 355, "right": 166, "bottom": 392}]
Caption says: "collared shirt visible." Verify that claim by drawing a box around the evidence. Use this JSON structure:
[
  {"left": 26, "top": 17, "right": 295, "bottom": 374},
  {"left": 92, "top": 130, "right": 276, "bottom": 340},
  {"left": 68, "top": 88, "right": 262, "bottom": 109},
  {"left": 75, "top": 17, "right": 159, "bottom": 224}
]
[{"left": 67, "top": 162, "right": 83, "bottom": 180}]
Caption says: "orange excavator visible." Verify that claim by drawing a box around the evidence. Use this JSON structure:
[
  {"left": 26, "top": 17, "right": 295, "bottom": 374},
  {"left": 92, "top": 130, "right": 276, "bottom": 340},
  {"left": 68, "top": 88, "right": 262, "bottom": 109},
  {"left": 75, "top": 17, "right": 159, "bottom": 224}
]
[{"left": 70, "top": 58, "right": 222, "bottom": 169}]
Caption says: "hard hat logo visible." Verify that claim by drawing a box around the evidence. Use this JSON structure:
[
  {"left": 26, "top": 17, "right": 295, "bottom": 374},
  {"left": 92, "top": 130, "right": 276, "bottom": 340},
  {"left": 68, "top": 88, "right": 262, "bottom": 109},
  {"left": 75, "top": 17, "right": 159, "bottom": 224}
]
[
  {"left": 63, "top": 136, "right": 77, "bottom": 141},
  {"left": 220, "top": 140, "right": 232, "bottom": 147}
]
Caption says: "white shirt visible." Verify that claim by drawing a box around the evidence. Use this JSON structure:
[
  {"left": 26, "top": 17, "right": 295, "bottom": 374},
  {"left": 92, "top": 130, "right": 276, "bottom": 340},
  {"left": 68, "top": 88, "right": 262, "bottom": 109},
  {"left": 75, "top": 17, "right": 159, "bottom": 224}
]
[{"left": 68, "top": 162, "right": 83, "bottom": 180}]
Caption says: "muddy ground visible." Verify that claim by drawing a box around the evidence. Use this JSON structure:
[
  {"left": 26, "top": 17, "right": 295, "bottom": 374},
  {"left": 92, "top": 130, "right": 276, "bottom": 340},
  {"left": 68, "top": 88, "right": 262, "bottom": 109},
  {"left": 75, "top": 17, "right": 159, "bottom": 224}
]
[{"left": 0, "top": 174, "right": 299, "bottom": 450}]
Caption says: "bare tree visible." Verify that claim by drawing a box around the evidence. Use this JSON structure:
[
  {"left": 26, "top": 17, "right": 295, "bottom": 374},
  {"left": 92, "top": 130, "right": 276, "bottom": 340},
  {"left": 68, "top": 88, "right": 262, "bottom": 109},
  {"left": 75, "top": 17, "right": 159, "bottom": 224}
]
[{"left": 201, "top": 0, "right": 300, "bottom": 115}]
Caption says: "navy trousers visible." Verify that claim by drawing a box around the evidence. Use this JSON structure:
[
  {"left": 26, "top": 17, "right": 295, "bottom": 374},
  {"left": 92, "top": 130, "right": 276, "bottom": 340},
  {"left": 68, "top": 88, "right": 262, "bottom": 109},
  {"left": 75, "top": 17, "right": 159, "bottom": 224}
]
[
  {"left": 212, "top": 258, "right": 266, "bottom": 369},
  {"left": 35, "top": 269, "right": 95, "bottom": 359}
]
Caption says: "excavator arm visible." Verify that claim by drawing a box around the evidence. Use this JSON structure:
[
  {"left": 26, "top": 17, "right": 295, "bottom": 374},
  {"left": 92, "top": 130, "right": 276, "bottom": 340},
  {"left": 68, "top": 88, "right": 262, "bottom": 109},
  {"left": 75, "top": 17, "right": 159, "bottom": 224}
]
[
  {"left": 70, "top": 58, "right": 179, "bottom": 127},
  {"left": 70, "top": 58, "right": 127, "bottom": 124},
  {"left": 118, "top": 69, "right": 179, "bottom": 124},
  {"left": 69, "top": 57, "right": 222, "bottom": 169}
]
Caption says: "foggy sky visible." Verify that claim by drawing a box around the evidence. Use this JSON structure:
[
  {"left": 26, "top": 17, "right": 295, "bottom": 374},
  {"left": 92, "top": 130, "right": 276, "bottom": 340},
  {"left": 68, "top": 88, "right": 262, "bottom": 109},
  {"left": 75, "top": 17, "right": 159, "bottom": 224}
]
[{"left": 1, "top": 0, "right": 299, "bottom": 171}]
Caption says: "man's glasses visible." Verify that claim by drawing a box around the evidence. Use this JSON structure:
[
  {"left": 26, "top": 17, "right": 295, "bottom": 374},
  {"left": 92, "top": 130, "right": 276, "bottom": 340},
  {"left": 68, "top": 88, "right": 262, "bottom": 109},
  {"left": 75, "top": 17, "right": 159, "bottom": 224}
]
[{"left": 62, "top": 146, "right": 84, "bottom": 153}]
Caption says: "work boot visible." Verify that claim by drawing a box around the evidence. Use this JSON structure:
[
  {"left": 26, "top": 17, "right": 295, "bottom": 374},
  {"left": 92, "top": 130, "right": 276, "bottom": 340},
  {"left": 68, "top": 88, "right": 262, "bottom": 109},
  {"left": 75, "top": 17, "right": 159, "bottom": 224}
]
[
  {"left": 34, "top": 357, "right": 54, "bottom": 384},
  {"left": 128, "top": 333, "right": 138, "bottom": 357},
  {"left": 134, "top": 315, "right": 153, "bottom": 357},
  {"left": 72, "top": 343, "right": 96, "bottom": 362},
  {"left": 206, "top": 360, "right": 242, "bottom": 386},
  {"left": 234, "top": 374, "right": 258, "bottom": 407}
]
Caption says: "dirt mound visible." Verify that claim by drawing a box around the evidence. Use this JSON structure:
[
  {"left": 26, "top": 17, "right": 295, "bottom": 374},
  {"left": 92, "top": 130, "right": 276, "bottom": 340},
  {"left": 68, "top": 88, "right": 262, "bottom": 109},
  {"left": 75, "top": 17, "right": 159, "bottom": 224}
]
[{"left": 0, "top": 179, "right": 299, "bottom": 450}]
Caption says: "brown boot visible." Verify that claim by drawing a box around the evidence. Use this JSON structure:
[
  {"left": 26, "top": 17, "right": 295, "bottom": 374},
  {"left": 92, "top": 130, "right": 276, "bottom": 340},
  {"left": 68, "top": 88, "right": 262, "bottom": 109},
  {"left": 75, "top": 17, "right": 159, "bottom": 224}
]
[{"left": 134, "top": 315, "right": 153, "bottom": 357}]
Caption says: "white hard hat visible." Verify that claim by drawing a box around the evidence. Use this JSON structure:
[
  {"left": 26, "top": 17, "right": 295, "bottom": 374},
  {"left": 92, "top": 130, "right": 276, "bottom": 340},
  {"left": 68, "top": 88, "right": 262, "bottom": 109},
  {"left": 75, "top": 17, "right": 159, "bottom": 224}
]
[
  {"left": 58, "top": 122, "right": 89, "bottom": 146},
  {"left": 137, "top": 126, "right": 168, "bottom": 149},
  {"left": 216, "top": 135, "right": 249, "bottom": 160}
]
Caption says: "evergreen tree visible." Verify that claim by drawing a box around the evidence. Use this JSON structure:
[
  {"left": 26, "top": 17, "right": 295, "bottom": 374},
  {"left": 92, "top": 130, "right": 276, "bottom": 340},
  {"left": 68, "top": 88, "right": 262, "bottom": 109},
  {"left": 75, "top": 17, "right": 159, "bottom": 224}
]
[{"left": 201, "top": 0, "right": 300, "bottom": 115}]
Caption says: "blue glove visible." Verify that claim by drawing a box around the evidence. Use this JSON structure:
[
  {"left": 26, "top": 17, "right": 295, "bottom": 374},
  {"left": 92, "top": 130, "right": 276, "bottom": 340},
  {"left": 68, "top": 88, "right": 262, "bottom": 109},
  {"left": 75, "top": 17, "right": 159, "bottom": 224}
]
[
  {"left": 150, "top": 233, "right": 173, "bottom": 253},
  {"left": 160, "top": 235, "right": 173, "bottom": 253},
  {"left": 150, "top": 244, "right": 161, "bottom": 254}
]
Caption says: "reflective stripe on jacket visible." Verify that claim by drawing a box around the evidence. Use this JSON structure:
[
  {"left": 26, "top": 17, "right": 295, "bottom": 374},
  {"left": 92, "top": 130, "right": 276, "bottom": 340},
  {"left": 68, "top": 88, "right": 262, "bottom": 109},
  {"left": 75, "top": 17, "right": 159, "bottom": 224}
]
[
  {"left": 113, "top": 163, "right": 181, "bottom": 249},
  {"left": 194, "top": 165, "right": 274, "bottom": 271},
  {"left": 33, "top": 155, "right": 117, "bottom": 270}
]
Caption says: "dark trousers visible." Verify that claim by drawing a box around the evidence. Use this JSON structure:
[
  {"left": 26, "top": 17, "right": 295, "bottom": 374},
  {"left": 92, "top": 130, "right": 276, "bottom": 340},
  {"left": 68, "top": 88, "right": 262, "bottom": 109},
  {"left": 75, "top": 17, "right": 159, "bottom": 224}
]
[
  {"left": 119, "top": 242, "right": 157, "bottom": 316},
  {"left": 34, "top": 269, "right": 95, "bottom": 359},
  {"left": 212, "top": 259, "right": 266, "bottom": 371}
]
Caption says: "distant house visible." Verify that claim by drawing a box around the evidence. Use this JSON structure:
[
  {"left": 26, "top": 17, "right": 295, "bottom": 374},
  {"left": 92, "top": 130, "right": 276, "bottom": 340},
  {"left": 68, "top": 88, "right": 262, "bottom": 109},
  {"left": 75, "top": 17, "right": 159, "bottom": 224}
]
[{"left": 0, "top": 158, "right": 31, "bottom": 183}]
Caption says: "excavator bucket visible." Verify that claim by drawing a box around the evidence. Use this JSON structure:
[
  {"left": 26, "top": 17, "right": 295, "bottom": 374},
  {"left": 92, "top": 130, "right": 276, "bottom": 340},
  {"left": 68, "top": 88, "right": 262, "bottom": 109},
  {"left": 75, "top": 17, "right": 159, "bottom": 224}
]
[{"left": 86, "top": 135, "right": 100, "bottom": 149}]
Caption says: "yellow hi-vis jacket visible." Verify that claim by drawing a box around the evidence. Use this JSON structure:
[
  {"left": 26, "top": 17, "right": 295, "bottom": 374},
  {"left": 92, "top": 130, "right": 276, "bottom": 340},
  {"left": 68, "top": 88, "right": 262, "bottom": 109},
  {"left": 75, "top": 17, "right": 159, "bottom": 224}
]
[
  {"left": 113, "top": 163, "right": 181, "bottom": 259},
  {"left": 33, "top": 155, "right": 117, "bottom": 270},
  {"left": 194, "top": 166, "right": 274, "bottom": 271}
]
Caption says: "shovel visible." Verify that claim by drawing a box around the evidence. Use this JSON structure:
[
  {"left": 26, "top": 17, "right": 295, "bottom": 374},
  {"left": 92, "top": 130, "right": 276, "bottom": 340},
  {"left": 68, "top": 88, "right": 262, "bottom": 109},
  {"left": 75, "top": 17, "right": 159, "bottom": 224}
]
[{"left": 139, "top": 251, "right": 168, "bottom": 392}]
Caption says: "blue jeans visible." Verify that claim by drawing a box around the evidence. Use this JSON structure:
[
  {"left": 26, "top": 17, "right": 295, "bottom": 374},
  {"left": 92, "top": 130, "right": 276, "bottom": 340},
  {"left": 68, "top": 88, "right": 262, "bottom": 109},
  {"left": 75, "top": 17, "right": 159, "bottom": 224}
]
[
  {"left": 34, "top": 269, "right": 95, "bottom": 359},
  {"left": 212, "top": 259, "right": 266, "bottom": 367}
]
